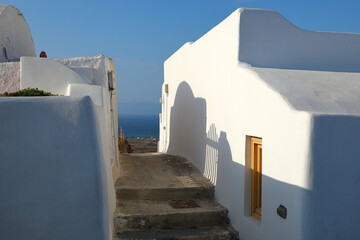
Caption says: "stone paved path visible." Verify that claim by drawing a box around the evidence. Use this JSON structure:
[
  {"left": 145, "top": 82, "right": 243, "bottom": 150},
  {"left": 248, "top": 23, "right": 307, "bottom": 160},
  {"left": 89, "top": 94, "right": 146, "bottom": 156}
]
[{"left": 113, "top": 153, "right": 239, "bottom": 240}]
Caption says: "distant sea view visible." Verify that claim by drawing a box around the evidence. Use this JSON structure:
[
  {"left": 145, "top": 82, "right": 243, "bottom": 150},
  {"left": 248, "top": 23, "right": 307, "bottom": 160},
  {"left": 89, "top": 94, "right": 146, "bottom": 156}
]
[{"left": 118, "top": 115, "right": 159, "bottom": 138}]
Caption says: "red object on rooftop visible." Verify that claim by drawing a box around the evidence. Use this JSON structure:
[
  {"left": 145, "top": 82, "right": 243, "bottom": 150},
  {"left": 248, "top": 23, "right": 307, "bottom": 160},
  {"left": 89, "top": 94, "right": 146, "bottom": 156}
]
[{"left": 39, "top": 51, "right": 47, "bottom": 58}]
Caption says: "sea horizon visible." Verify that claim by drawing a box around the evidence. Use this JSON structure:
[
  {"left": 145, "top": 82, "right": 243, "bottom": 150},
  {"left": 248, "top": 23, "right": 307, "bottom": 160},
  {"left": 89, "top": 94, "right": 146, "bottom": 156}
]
[{"left": 118, "top": 114, "right": 159, "bottom": 138}]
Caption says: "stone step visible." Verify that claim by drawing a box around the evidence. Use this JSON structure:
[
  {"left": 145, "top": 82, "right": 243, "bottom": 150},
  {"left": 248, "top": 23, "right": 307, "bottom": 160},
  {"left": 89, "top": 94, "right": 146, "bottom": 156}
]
[
  {"left": 116, "top": 185, "right": 214, "bottom": 201},
  {"left": 113, "top": 226, "right": 239, "bottom": 240},
  {"left": 115, "top": 153, "right": 214, "bottom": 201},
  {"left": 113, "top": 200, "right": 229, "bottom": 232}
]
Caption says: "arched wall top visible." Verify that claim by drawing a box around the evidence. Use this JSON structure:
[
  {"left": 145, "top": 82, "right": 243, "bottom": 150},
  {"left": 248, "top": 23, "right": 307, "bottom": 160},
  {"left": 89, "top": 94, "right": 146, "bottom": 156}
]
[
  {"left": 0, "top": 5, "right": 35, "bottom": 62},
  {"left": 169, "top": 8, "right": 360, "bottom": 73},
  {"left": 238, "top": 8, "right": 360, "bottom": 72}
]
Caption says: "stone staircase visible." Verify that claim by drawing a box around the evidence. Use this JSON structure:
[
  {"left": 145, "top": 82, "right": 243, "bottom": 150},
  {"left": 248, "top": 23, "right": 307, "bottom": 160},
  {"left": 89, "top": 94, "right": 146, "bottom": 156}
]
[{"left": 113, "top": 153, "right": 239, "bottom": 240}]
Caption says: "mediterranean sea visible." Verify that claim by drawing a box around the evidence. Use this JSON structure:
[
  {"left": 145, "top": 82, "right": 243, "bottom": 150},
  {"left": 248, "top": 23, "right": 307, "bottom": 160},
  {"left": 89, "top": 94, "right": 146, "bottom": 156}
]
[{"left": 118, "top": 114, "right": 159, "bottom": 138}]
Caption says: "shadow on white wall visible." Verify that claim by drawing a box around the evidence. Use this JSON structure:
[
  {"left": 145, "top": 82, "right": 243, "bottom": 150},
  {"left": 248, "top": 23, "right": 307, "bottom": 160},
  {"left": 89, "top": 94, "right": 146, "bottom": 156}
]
[
  {"left": 166, "top": 81, "right": 360, "bottom": 239},
  {"left": 167, "top": 82, "right": 207, "bottom": 171}
]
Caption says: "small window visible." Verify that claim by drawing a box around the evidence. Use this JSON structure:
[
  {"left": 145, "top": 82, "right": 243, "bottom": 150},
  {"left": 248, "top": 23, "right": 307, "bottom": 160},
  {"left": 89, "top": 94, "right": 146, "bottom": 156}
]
[{"left": 251, "top": 137, "right": 262, "bottom": 221}]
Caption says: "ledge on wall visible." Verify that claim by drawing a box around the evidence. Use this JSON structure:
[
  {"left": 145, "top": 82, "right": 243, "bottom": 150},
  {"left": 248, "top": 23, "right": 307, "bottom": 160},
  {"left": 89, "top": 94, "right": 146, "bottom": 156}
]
[{"left": 67, "top": 84, "right": 103, "bottom": 106}]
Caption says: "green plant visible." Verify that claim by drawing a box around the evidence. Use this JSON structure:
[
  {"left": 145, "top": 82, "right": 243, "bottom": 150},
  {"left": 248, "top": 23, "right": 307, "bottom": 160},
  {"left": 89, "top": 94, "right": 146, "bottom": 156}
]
[{"left": 0, "top": 88, "right": 59, "bottom": 97}]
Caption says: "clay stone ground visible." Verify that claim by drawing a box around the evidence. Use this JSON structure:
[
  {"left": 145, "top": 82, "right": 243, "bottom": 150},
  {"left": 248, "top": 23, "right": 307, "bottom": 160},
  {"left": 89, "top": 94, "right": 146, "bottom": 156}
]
[{"left": 127, "top": 137, "right": 158, "bottom": 153}]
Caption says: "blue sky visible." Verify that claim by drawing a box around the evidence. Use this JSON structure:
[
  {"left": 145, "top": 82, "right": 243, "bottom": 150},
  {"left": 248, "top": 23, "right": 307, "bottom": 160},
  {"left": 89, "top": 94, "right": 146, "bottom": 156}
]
[{"left": 4, "top": 0, "right": 360, "bottom": 114}]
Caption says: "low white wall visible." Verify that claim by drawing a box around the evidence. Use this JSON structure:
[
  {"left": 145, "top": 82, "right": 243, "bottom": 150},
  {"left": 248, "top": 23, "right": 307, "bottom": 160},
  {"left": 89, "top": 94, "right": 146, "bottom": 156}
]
[
  {"left": 161, "top": 8, "right": 360, "bottom": 240},
  {"left": 0, "top": 5, "right": 35, "bottom": 62},
  {"left": 58, "top": 55, "right": 120, "bottom": 182},
  {"left": 0, "top": 96, "right": 113, "bottom": 240},
  {"left": 20, "top": 57, "right": 87, "bottom": 95},
  {"left": 14, "top": 55, "right": 119, "bottom": 239},
  {"left": 57, "top": 55, "right": 109, "bottom": 86}
]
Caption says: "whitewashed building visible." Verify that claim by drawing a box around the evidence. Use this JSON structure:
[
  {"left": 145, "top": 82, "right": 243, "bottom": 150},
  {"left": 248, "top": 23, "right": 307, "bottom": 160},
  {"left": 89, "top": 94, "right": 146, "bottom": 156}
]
[
  {"left": 0, "top": 5, "right": 119, "bottom": 240},
  {"left": 159, "top": 8, "right": 360, "bottom": 240}
]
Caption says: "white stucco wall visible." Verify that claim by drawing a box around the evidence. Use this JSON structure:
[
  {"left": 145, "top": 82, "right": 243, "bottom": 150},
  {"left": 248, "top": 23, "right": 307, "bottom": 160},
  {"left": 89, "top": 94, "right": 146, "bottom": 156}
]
[
  {"left": 20, "top": 57, "right": 88, "bottom": 95},
  {"left": 57, "top": 55, "right": 110, "bottom": 86},
  {"left": 68, "top": 84, "right": 103, "bottom": 106},
  {"left": 160, "top": 8, "right": 360, "bottom": 240},
  {"left": 0, "top": 55, "right": 120, "bottom": 239},
  {"left": 252, "top": 67, "right": 360, "bottom": 114},
  {"left": 0, "top": 5, "right": 35, "bottom": 62},
  {"left": 304, "top": 114, "right": 360, "bottom": 239},
  {"left": 57, "top": 55, "right": 120, "bottom": 182},
  {"left": 238, "top": 9, "right": 360, "bottom": 72},
  {"left": 0, "top": 97, "right": 113, "bottom": 240},
  {"left": 0, "top": 4, "right": 119, "bottom": 238}
]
